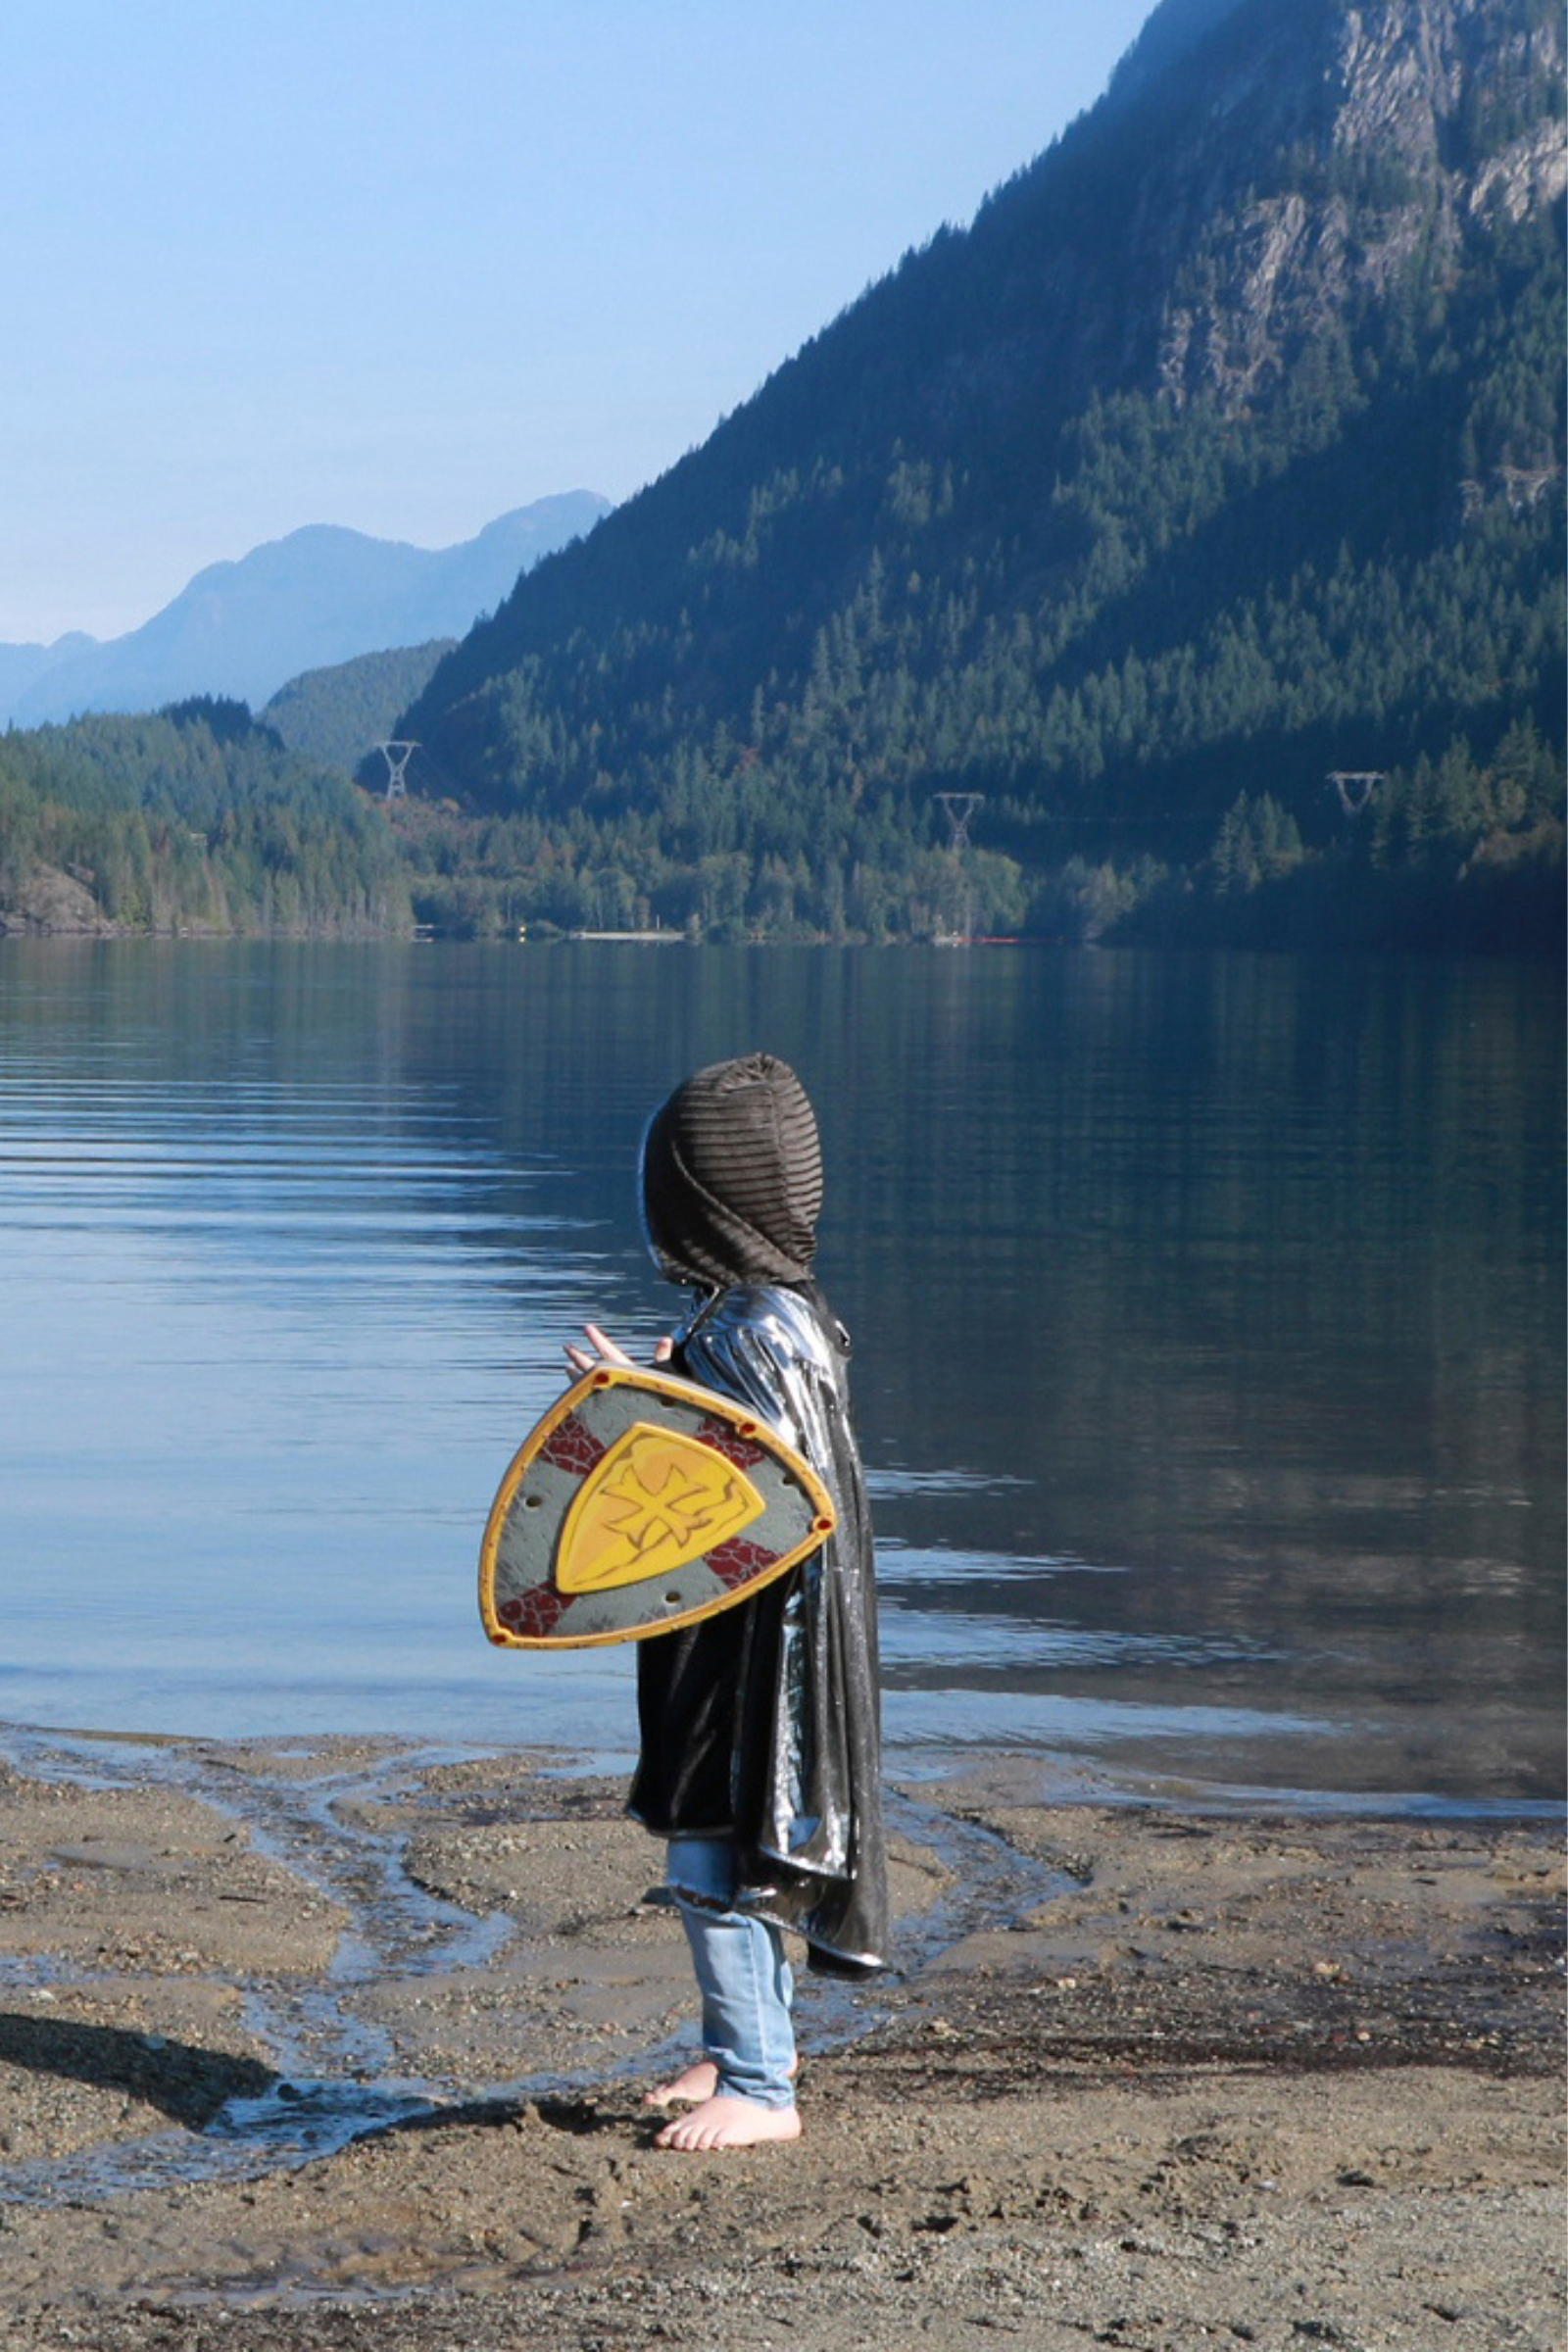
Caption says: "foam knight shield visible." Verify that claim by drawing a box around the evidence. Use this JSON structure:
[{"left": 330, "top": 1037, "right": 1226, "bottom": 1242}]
[{"left": 478, "top": 1364, "right": 837, "bottom": 1649}]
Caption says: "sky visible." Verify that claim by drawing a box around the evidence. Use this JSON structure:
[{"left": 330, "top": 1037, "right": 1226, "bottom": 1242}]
[{"left": 4, "top": 1, "right": 1156, "bottom": 644}]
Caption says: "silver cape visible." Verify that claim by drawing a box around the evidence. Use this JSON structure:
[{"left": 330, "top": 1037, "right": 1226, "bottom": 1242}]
[{"left": 660, "top": 1283, "right": 889, "bottom": 1973}]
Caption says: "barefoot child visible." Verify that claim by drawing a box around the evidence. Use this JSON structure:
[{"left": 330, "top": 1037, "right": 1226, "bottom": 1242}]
[{"left": 566, "top": 1053, "right": 887, "bottom": 2150}]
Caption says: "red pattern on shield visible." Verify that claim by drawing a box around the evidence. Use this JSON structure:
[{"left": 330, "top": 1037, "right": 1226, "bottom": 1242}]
[
  {"left": 541, "top": 1416, "right": 607, "bottom": 1479},
  {"left": 705, "top": 1536, "right": 781, "bottom": 1591},
  {"left": 500, "top": 1586, "right": 572, "bottom": 1642},
  {"left": 697, "top": 1418, "right": 769, "bottom": 1471}
]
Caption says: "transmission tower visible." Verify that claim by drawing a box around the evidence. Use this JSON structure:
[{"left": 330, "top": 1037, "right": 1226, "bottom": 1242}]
[
  {"left": 932, "top": 791, "right": 984, "bottom": 943},
  {"left": 375, "top": 741, "right": 419, "bottom": 801},
  {"left": 1328, "top": 770, "right": 1383, "bottom": 816},
  {"left": 935, "top": 791, "right": 984, "bottom": 850}
]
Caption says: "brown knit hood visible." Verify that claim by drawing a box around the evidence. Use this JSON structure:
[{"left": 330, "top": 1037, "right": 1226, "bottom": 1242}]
[{"left": 640, "top": 1054, "right": 822, "bottom": 1290}]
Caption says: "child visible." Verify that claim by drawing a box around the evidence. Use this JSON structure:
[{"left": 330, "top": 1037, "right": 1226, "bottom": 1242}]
[{"left": 565, "top": 1053, "right": 887, "bottom": 2150}]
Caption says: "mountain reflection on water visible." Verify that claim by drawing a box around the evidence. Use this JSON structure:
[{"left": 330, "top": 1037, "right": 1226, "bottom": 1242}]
[{"left": 1, "top": 940, "right": 1560, "bottom": 1810}]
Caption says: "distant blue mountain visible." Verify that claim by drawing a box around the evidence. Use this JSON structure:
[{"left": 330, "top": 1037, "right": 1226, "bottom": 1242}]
[
  {"left": 0, "top": 633, "right": 99, "bottom": 715},
  {"left": 3, "top": 492, "right": 611, "bottom": 726}
]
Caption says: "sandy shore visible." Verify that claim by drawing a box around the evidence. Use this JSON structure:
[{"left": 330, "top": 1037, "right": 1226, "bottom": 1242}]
[{"left": 0, "top": 1729, "right": 1559, "bottom": 2352}]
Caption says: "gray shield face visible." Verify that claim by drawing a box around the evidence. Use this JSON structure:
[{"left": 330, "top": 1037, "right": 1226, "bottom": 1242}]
[{"left": 478, "top": 1365, "right": 837, "bottom": 1649}]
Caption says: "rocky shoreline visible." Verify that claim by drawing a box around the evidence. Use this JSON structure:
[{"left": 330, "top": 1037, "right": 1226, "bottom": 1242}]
[{"left": 0, "top": 1731, "right": 1560, "bottom": 2351}]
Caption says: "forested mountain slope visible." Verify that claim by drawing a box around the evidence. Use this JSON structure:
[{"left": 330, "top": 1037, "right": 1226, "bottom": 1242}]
[
  {"left": 397, "top": 0, "right": 1564, "bottom": 947},
  {"left": 0, "top": 702, "right": 410, "bottom": 938},
  {"left": 263, "top": 641, "right": 457, "bottom": 771}
]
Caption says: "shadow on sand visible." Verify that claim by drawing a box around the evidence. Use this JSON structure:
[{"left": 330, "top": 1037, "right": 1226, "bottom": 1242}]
[{"left": 0, "top": 2012, "right": 275, "bottom": 2131}]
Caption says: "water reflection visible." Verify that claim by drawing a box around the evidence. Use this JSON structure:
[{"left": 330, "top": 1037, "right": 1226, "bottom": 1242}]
[{"left": 0, "top": 939, "right": 1560, "bottom": 1804}]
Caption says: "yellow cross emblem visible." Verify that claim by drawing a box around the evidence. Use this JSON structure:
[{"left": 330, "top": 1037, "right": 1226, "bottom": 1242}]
[{"left": 554, "top": 1423, "right": 766, "bottom": 1594}]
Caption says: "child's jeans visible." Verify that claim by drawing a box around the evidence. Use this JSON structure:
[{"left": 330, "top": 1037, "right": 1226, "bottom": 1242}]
[{"left": 665, "top": 1834, "right": 797, "bottom": 2109}]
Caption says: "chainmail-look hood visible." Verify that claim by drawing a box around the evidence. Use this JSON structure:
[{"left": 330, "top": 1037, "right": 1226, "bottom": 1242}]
[{"left": 641, "top": 1053, "right": 822, "bottom": 1290}]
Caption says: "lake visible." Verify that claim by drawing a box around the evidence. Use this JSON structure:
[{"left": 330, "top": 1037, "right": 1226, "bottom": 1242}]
[{"left": 1, "top": 938, "right": 1561, "bottom": 1811}]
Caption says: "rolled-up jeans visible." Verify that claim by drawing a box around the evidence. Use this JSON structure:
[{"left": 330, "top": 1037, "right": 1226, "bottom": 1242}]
[{"left": 665, "top": 1834, "right": 796, "bottom": 2109}]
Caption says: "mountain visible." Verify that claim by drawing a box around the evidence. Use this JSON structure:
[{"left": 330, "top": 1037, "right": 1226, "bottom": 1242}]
[
  {"left": 0, "top": 633, "right": 99, "bottom": 712},
  {"left": 395, "top": 0, "right": 1564, "bottom": 948},
  {"left": 4, "top": 493, "right": 611, "bottom": 728},
  {"left": 263, "top": 641, "right": 458, "bottom": 770}
]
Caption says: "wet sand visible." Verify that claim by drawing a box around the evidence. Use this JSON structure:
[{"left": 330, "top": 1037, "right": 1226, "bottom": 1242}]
[{"left": 0, "top": 1731, "right": 1560, "bottom": 2351}]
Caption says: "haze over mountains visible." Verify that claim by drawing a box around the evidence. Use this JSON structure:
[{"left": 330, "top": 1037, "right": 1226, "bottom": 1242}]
[{"left": 0, "top": 492, "right": 610, "bottom": 728}]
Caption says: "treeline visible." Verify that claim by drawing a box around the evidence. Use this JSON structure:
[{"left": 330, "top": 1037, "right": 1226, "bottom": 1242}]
[
  {"left": 390, "top": 717, "right": 1562, "bottom": 952},
  {"left": 1077, "top": 717, "right": 1565, "bottom": 953},
  {"left": 3, "top": 693, "right": 1554, "bottom": 952},
  {"left": 386, "top": 788, "right": 1029, "bottom": 941},
  {"left": 0, "top": 699, "right": 411, "bottom": 937}
]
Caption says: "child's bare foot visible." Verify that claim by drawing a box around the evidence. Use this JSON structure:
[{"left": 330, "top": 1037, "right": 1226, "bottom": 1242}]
[
  {"left": 643, "top": 2059, "right": 718, "bottom": 2109},
  {"left": 644, "top": 2055, "right": 798, "bottom": 2109},
  {"left": 655, "top": 2095, "right": 801, "bottom": 2151}
]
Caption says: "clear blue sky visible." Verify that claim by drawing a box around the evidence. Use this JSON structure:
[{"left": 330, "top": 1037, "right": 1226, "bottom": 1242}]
[{"left": 5, "top": 1, "right": 1155, "bottom": 643}]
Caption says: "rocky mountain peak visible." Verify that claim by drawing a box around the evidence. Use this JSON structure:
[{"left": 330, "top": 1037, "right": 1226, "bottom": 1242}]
[{"left": 1145, "top": 0, "right": 1564, "bottom": 411}]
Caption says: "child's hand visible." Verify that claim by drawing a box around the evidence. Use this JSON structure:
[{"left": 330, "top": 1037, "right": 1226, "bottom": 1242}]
[{"left": 564, "top": 1322, "right": 674, "bottom": 1376}]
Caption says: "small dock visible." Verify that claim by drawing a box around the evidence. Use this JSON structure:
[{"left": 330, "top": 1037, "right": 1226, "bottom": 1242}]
[{"left": 566, "top": 928, "right": 683, "bottom": 944}]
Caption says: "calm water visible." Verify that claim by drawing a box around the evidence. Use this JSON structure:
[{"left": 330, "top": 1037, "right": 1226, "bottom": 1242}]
[{"left": 1, "top": 940, "right": 1561, "bottom": 1809}]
